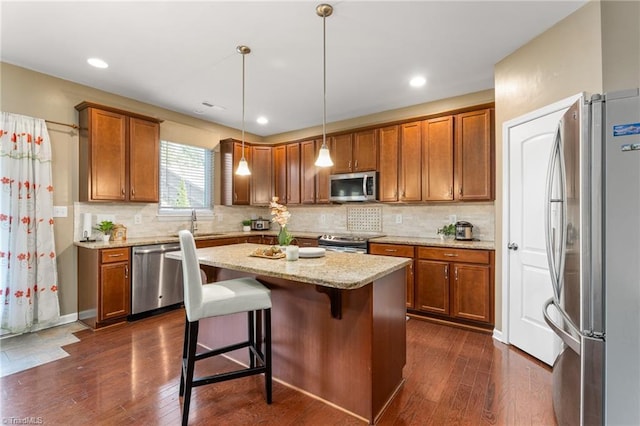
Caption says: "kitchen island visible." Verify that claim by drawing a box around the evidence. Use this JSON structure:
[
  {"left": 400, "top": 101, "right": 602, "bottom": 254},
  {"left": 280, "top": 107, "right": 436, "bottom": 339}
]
[{"left": 167, "top": 243, "right": 411, "bottom": 424}]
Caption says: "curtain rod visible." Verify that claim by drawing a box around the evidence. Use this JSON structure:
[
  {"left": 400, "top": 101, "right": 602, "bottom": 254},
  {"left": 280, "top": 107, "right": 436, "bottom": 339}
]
[{"left": 45, "top": 119, "right": 79, "bottom": 130}]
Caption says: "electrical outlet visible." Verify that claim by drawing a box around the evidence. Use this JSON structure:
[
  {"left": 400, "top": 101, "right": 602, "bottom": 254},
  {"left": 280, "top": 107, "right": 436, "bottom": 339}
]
[
  {"left": 448, "top": 214, "right": 457, "bottom": 224},
  {"left": 53, "top": 206, "right": 67, "bottom": 217},
  {"left": 134, "top": 214, "right": 142, "bottom": 224},
  {"left": 395, "top": 214, "right": 403, "bottom": 224}
]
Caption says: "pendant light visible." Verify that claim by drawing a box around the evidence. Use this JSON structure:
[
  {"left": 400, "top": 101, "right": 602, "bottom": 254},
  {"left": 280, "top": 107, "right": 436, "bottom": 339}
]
[
  {"left": 314, "top": 3, "right": 334, "bottom": 167},
  {"left": 235, "top": 45, "right": 252, "bottom": 176}
]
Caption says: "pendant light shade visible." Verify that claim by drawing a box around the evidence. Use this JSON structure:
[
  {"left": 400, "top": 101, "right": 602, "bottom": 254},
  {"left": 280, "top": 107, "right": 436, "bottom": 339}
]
[
  {"left": 314, "top": 3, "right": 334, "bottom": 168},
  {"left": 235, "top": 45, "right": 252, "bottom": 176}
]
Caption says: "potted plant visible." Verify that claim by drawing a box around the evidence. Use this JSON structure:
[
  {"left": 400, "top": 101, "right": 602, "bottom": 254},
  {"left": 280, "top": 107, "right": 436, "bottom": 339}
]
[
  {"left": 437, "top": 223, "right": 456, "bottom": 240},
  {"left": 242, "top": 219, "right": 252, "bottom": 232},
  {"left": 95, "top": 220, "right": 114, "bottom": 242}
]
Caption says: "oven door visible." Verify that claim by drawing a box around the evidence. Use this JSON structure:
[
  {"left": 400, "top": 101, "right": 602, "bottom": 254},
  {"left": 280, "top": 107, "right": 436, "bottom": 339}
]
[{"left": 319, "top": 244, "right": 367, "bottom": 254}]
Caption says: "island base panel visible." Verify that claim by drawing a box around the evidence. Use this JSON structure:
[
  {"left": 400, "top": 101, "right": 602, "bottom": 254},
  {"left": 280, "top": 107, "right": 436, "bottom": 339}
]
[{"left": 198, "top": 267, "right": 407, "bottom": 424}]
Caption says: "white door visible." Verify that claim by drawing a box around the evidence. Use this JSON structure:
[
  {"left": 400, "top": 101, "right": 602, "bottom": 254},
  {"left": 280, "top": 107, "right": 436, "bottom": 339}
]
[{"left": 504, "top": 98, "right": 578, "bottom": 366}]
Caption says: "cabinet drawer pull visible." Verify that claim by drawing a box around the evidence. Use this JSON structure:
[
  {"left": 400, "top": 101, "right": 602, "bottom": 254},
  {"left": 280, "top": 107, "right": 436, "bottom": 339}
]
[
  {"left": 385, "top": 249, "right": 398, "bottom": 252},
  {"left": 444, "top": 253, "right": 458, "bottom": 257},
  {"left": 108, "top": 253, "right": 124, "bottom": 258}
]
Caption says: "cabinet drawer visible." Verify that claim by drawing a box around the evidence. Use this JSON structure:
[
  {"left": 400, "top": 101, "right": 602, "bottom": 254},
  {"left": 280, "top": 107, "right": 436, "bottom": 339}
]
[
  {"left": 417, "top": 247, "right": 489, "bottom": 264},
  {"left": 101, "top": 247, "right": 130, "bottom": 264},
  {"left": 369, "top": 243, "right": 414, "bottom": 258}
]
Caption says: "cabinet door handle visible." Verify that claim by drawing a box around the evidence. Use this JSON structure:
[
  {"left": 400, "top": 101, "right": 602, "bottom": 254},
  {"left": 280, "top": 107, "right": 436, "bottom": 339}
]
[
  {"left": 348, "top": 160, "right": 351, "bottom": 169},
  {"left": 449, "top": 186, "right": 453, "bottom": 196},
  {"left": 459, "top": 187, "right": 463, "bottom": 196},
  {"left": 354, "top": 160, "right": 358, "bottom": 170},
  {"left": 444, "top": 253, "right": 458, "bottom": 257},
  {"left": 125, "top": 265, "right": 129, "bottom": 279},
  {"left": 121, "top": 188, "right": 125, "bottom": 196},
  {"left": 454, "top": 267, "right": 458, "bottom": 281},
  {"left": 131, "top": 188, "right": 135, "bottom": 197},
  {"left": 444, "top": 265, "right": 449, "bottom": 281}
]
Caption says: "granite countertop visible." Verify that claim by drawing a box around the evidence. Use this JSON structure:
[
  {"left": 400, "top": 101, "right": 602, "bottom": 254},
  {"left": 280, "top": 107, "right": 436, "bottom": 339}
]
[
  {"left": 74, "top": 231, "right": 495, "bottom": 251},
  {"left": 369, "top": 236, "right": 495, "bottom": 250},
  {"left": 73, "top": 230, "right": 322, "bottom": 249},
  {"left": 165, "top": 243, "right": 411, "bottom": 290}
]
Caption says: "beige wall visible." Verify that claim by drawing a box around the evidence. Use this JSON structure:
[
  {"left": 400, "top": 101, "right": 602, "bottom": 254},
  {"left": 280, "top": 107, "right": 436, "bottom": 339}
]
[{"left": 494, "top": 0, "right": 640, "bottom": 333}]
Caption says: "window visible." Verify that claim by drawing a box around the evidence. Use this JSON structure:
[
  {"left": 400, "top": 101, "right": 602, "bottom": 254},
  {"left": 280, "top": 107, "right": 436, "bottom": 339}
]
[{"left": 159, "top": 140, "right": 213, "bottom": 212}]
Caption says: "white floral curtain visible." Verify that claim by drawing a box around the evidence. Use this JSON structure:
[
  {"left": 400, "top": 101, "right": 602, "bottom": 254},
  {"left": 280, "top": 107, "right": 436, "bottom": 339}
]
[{"left": 0, "top": 112, "right": 60, "bottom": 333}]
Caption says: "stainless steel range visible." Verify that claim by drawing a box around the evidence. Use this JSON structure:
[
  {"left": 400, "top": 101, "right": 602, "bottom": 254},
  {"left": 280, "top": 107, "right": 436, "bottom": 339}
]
[{"left": 317, "top": 234, "right": 378, "bottom": 254}]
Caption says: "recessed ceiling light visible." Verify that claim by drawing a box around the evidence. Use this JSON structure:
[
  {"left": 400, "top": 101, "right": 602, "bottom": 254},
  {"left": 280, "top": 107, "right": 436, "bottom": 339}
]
[
  {"left": 409, "top": 76, "right": 426, "bottom": 87},
  {"left": 257, "top": 116, "right": 268, "bottom": 125},
  {"left": 202, "top": 101, "right": 226, "bottom": 111},
  {"left": 87, "top": 58, "right": 108, "bottom": 69},
  {"left": 194, "top": 109, "right": 205, "bottom": 115}
]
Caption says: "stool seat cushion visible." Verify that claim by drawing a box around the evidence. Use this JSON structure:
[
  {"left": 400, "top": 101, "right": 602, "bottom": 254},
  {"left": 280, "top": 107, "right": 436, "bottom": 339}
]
[{"left": 197, "top": 277, "right": 272, "bottom": 320}]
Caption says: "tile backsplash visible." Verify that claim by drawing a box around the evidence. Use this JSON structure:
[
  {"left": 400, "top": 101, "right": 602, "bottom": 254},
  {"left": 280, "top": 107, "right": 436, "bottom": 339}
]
[{"left": 74, "top": 202, "right": 495, "bottom": 242}]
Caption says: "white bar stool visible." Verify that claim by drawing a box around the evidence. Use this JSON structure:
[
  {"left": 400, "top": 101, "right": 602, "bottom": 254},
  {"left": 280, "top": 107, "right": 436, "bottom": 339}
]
[{"left": 178, "top": 230, "right": 272, "bottom": 425}]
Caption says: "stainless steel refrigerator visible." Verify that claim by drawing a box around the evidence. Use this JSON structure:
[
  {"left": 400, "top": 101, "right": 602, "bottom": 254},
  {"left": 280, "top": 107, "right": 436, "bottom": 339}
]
[{"left": 543, "top": 88, "right": 640, "bottom": 425}]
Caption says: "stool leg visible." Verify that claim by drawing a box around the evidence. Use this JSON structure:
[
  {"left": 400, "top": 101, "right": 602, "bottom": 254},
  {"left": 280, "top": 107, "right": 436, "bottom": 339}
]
[
  {"left": 179, "top": 316, "right": 189, "bottom": 396},
  {"left": 264, "top": 308, "right": 272, "bottom": 404},
  {"left": 182, "top": 320, "right": 199, "bottom": 426},
  {"left": 248, "top": 311, "right": 255, "bottom": 368}
]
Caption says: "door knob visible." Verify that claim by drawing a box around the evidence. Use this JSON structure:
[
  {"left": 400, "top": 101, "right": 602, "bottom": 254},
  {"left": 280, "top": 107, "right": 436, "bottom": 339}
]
[{"left": 508, "top": 242, "right": 519, "bottom": 251}]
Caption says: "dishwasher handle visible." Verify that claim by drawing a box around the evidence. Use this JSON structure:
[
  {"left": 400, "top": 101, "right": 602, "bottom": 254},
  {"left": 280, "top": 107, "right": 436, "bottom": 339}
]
[{"left": 133, "top": 245, "right": 180, "bottom": 255}]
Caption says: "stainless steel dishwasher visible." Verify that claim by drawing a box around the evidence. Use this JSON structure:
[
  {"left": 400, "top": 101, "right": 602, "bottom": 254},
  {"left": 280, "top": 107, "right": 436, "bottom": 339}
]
[{"left": 131, "top": 243, "right": 183, "bottom": 316}]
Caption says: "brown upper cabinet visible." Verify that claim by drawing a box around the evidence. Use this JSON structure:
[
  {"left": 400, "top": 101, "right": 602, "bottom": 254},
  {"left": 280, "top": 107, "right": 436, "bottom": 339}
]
[
  {"left": 378, "top": 125, "right": 400, "bottom": 202},
  {"left": 454, "top": 108, "right": 494, "bottom": 201},
  {"left": 399, "top": 122, "right": 423, "bottom": 202},
  {"left": 250, "top": 145, "right": 273, "bottom": 205},
  {"left": 422, "top": 116, "right": 454, "bottom": 201},
  {"left": 220, "top": 139, "right": 251, "bottom": 205},
  {"left": 330, "top": 129, "right": 378, "bottom": 174},
  {"left": 273, "top": 143, "right": 301, "bottom": 205},
  {"left": 300, "top": 139, "right": 330, "bottom": 204},
  {"left": 76, "top": 102, "right": 161, "bottom": 202}
]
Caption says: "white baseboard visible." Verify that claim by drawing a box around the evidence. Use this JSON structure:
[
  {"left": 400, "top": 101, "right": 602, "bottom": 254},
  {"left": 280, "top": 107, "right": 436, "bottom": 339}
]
[{"left": 492, "top": 328, "right": 506, "bottom": 343}]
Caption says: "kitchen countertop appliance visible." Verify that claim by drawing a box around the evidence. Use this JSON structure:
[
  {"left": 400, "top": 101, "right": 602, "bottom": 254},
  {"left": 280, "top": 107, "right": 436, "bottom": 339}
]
[
  {"left": 251, "top": 217, "right": 271, "bottom": 230},
  {"left": 131, "top": 243, "right": 183, "bottom": 316},
  {"left": 455, "top": 221, "right": 473, "bottom": 240},
  {"left": 541, "top": 88, "right": 640, "bottom": 425},
  {"left": 317, "top": 234, "right": 374, "bottom": 253}
]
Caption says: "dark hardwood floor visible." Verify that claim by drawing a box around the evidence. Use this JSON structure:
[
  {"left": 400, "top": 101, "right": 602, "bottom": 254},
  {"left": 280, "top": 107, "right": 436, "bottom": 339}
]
[{"left": 1, "top": 309, "right": 556, "bottom": 425}]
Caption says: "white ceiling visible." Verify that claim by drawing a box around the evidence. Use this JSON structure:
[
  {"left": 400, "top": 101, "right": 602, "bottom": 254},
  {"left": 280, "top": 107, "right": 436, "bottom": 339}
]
[{"left": 1, "top": 1, "right": 586, "bottom": 137}]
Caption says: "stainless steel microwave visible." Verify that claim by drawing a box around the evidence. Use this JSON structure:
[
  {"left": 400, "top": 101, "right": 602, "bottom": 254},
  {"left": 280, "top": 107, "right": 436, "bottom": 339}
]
[{"left": 329, "top": 171, "right": 377, "bottom": 202}]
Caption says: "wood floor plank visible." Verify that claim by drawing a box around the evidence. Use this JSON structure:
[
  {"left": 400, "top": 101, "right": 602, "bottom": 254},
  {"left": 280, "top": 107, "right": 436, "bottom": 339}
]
[{"left": 0, "top": 309, "right": 556, "bottom": 425}]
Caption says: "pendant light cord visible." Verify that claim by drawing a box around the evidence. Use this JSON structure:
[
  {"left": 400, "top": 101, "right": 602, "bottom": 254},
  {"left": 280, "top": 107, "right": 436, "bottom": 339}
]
[
  {"left": 322, "top": 11, "right": 327, "bottom": 149},
  {"left": 241, "top": 51, "right": 246, "bottom": 160}
]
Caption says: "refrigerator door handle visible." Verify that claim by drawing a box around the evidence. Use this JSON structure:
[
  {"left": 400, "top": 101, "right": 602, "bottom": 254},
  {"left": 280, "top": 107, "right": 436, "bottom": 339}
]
[
  {"left": 544, "top": 127, "right": 562, "bottom": 302},
  {"left": 543, "top": 297, "right": 581, "bottom": 355}
]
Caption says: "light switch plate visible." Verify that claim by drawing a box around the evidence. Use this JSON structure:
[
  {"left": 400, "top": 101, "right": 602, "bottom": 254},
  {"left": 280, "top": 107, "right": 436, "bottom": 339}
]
[
  {"left": 448, "top": 214, "right": 457, "bottom": 224},
  {"left": 395, "top": 214, "right": 403, "bottom": 224},
  {"left": 53, "top": 206, "right": 67, "bottom": 217}
]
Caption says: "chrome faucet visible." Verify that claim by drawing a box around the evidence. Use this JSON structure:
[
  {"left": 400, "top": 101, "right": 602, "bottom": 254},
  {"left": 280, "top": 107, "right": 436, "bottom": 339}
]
[{"left": 190, "top": 209, "right": 198, "bottom": 234}]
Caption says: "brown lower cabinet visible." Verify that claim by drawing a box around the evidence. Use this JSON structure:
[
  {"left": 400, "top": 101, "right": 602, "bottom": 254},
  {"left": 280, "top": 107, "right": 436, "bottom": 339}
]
[
  {"left": 369, "top": 243, "right": 414, "bottom": 308},
  {"left": 78, "top": 246, "right": 131, "bottom": 329},
  {"left": 370, "top": 242, "right": 494, "bottom": 329},
  {"left": 416, "top": 247, "right": 494, "bottom": 326}
]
